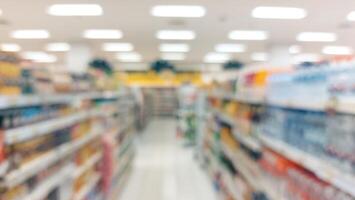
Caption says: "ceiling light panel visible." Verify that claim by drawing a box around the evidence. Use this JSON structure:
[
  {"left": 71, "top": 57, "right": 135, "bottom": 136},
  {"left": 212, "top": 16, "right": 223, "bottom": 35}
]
[
  {"left": 46, "top": 43, "right": 70, "bottom": 52},
  {"left": 151, "top": 5, "right": 206, "bottom": 18},
  {"left": 22, "top": 51, "right": 57, "bottom": 63},
  {"left": 347, "top": 11, "right": 355, "bottom": 21},
  {"left": 83, "top": 29, "right": 123, "bottom": 39},
  {"left": 11, "top": 30, "right": 50, "bottom": 39},
  {"left": 156, "top": 30, "right": 196, "bottom": 40},
  {"left": 47, "top": 4, "right": 103, "bottom": 16},
  {"left": 161, "top": 53, "right": 186, "bottom": 61},
  {"left": 103, "top": 43, "right": 134, "bottom": 52},
  {"left": 322, "top": 46, "right": 353, "bottom": 55},
  {"left": 204, "top": 53, "right": 230, "bottom": 63},
  {"left": 159, "top": 44, "right": 190, "bottom": 52},
  {"left": 215, "top": 44, "right": 246, "bottom": 53},
  {"left": 252, "top": 6, "right": 307, "bottom": 19},
  {"left": 297, "top": 32, "right": 337, "bottom": 42},
  {"left": 1, "top": 44, "right": 21, "bottom": 52},
  {"left": 229, "top": 30, "right": 268, "bottom": 40},
  {"left": 251, "top": 52, "right": 268, "bottom": 61},
  {"left": 117, "top": 52, "right": 142, "bottom": 62}
]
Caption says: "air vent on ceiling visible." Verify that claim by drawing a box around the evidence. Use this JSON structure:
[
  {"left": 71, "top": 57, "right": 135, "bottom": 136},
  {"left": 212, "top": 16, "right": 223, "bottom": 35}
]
[
  {"left": 0, "top": 18, "right": 10, "bottom": 26},
  {"left": 168, "top": 19, "right": 186, "bottom": 27},
  {"left": 338, "top": 22, "right": 353, "bottom": 29}
]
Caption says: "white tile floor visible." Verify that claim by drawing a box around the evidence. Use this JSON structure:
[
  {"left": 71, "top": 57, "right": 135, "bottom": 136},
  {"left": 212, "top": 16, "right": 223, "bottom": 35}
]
[{"left": 119, "top": 118, "right": 218, "bottom": 200}]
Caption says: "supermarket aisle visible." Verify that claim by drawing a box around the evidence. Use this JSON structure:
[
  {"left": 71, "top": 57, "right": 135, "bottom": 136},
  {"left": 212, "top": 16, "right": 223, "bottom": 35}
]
[{"left": 119, "top": 118, "right": 217, "bottom": 200}]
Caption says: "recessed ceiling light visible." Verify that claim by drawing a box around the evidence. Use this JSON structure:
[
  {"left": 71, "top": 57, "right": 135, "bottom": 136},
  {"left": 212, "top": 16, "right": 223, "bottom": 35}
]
[
  {"left": 215, "top": 44, "right": 246, "bottom": 53},
  {"left": 0, "top": 43, "right": 21, "bottom": 52},
  {"left": 204, "top": 53, "right": 230, "bottom": 63},
  {"left": 252, "top": 6, "right": 307, "bottom": 19},
  {"left": 11, "top": 30, "right": 50, "bottom": 39},
  {"left": 117, "top": 52, "right": 142, "bottom": 62},
  {"left": 161, "top": 53, "right": 186, "bottom": 61},
  {"left": 102, "top": 43, "right": 134, "bottom": 52},
  {"left": 297, "top": 32, "right": 337, "bottom": 42},
  {"left": 83, "top": 29, "right": 123, "bottom": 39},
  {"left": 47, "top": 4, "right": 103, "bottom": 16},
  {"left": 46, "top": 43, "right": 71, "bottom": 52},
  {"left": 289, "top": 45, "right": 301, "bottom": 54},
  {"left": 151, "top": 5, "right": 206, "bottom": 18},
  {"left": 292, "top": 53, "right": 320, "bottom": 64},
  {"left": 156, "top": 30, "right": 196, "bottom": 40},
  {"left": 347, "top": 11, "right": 355, "bottom": 21},
  {"left": 159, "top": 44, "right": 190, "bottom": 52},
  {"left": 251, "top": 52, "right": 268, "bottom": 61},
  {"left": 229, "top": 30, "right": 268, "bottom": 40},
  {"left": 22, "top": 51, "right": 57, "bottom": 63},
  {"left": 322, "top": 46, "right": 353, "bottom": 55}
]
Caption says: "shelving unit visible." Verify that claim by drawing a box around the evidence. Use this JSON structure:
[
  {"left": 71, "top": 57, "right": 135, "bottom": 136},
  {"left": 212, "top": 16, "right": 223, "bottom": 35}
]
[
  {"left": 0, "top": 91, "right": 138, "bottom": 200},
  {"left": 199, "top": 89, "right": 355, "bottom": 200}
]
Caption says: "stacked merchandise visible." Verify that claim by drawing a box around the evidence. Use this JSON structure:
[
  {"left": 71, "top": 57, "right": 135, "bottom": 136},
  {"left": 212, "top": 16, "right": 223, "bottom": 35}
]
[
  {"left": 142, "top": 87, "right": 178, "bottom": 116},
  {"left": 198, "top": 64, "right": 355, "bottom": 200},
  {"left": 0, "top": 52, "right": 23, "bottom": 95},
  {"left": 0, "top": 61, "right": 137, "bottom": 200}
]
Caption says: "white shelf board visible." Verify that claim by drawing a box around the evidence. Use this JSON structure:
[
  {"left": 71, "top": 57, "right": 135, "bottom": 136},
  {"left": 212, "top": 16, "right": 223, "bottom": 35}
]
[{"left": 23, "top": 164, "right": 72, "bottom": 200}]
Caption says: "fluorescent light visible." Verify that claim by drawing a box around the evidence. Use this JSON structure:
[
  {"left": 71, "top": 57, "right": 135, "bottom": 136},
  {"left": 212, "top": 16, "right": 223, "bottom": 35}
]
[
  {"left": 161, "top": 53, "right": 186, "bottom": 61},
  {"left": 159, "top": 44, "right": 190, "bottom": 52},
  {"left": 83, "top": 29, "right": 123, "bottom": 39},
  {"left": 322, "top": 46, "right": 353, "bottom": 55},
  {"left": 252, "top": 6, "right": 306, "bottom": 19},
  {"left": 0, "top": 43, "right": 21, "bottom": 52},
  {"left": 204, "top": 53, "right": 230, "bottom": 63},
  {"left": 156, "top": 30, "right": 196, "bottom": 40},
  {"left": 297, "top": 32, "right": 337, "bottom": 42},
  {"left": 102, "top": 43, "right": 134, "bottom": 52},
  {"left": 251, "top": 52, "right": 268, "bottom": 61},
  {"left": 46, "top": 43, "right": 70, "bottom": 52},
  {"left": 47, "top": 4, "right": 103, "bottom": 16},
  {"left": 0, "top": 9, "right": 2, "bottom": 16},
  {"left": 11, "top": 30, "right": 50, "bottom": 39},
  {"left": 347, "top": 11, "right": 355, "bottom": 21},
  {"left": 229, "top": 30, "right": 268, "bottom": 40},
  {"left": 215, "top": 44, "right": 246, "bottom": 53},
  {"left": 292, "top": 53, "right": 320, "bottom": 64},
  {"left": 117, "top": 52, "right": 142, "bottom": 62},
  {"left": 22, "top": 51, "right": 57, "bottom": 63},
  {"left": 289, "top": 45, "right": 301, "bottom": 54},
  {"left": 151, "top": 5, "right": 206, "bottom": 18}
]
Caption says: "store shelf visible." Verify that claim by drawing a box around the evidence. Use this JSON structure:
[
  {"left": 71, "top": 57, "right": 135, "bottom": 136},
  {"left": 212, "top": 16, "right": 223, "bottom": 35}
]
[
  {"left": 221, "top": 143, "right": 280, "bottom": 200},
  {"left": 266, "top": 99, "right": 325, "bottom": 112},
  {"left": 232, "top": 131, "right": 261, "bottom": 152},
  {"left": 4, "top": 109, "right": 98, "bottom": 145},
  {"left": 73, "top": 152, "right": 102, "bottom": 179},
  {"left": 2, "top": 126, "right": 103, "bottom": 188},
  {"left": 259, "top": 135, "right": 355, "bottom": 198},
  {"left": 211, "top": 109, "right": 235, "bottom": 125},
  {"left": 0, "top": 91, "right": 124, "bottom": 110},
  {"left": 209, "top": 91, "right": 263, "bottom": 105},
  {"left": 220, "top": 168, "right": 243, "bottom": 200},
  {"left": 73, "top": 173, "right": 101, "bottom": 200},
  {"left": 23, "top": 164, "right": 72, "bottom": 200},
  {"left": 0, "top": 161, "right": 9, "bottom": 177}
]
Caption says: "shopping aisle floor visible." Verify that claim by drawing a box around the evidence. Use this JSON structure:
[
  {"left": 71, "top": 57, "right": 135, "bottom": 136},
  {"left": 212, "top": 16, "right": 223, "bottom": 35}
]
[{"left": 119, "top": 118, "right": 217, "bottom": 200}]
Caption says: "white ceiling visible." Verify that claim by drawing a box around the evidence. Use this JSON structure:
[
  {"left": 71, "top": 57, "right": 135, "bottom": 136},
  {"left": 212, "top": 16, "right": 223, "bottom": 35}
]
[{"left": 0, "top": 0, "right": 355, "bottom": 67}]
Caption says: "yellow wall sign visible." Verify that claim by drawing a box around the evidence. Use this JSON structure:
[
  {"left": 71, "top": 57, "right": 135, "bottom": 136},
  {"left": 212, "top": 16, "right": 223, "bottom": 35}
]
[{"left": 119, "top": 71, "right": 203, "bottom": 87}]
